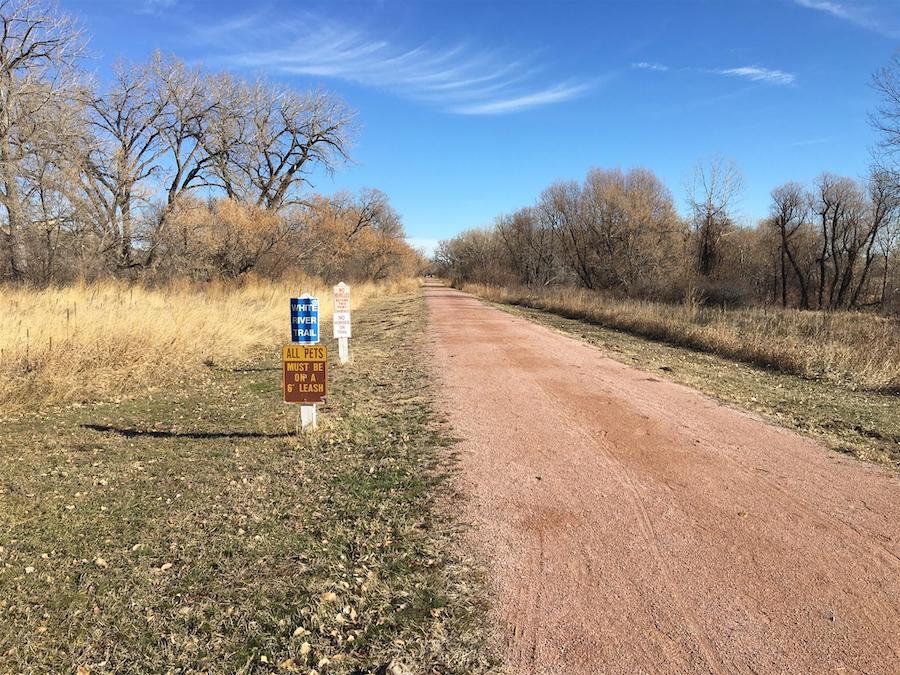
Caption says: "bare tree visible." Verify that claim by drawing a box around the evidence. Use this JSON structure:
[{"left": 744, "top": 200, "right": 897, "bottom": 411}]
[
  {"left": 20, "top": 92, "right": 90, "bottom": 282},
  {"left": 342, "top": 188, "right": 398, "bottom": 241},
  {"left": 769, "top": 182, "right": 813, "bottom": 308},
  {"left": 813, "top": 175, "right": 861, "bottom": 308},
  {"left": 219, "top": 84, "right": 355, "bottom": 211},
  {"left": 580, "top": 167, "right": 680, "bottom": 292},
  {"left": 434, "top": 228, "right": 503, "bottom": 284},
  {"left": 686, "top": 157, "right": 743, "bottom": 277},
  {"left": 849, "top": 170, "right": 900, "bottom": 307},
  {"left": 496, "top": 207, "right": 557, "bottom": 287},
  {"left": 0, "top": 3, "right": 385, "bottom": 285},
  {"left": 0, "top": 0, "right": 82, "bottom": 280},
  {"left": 151, "top": 52, "right": 219, "bottom": 206},
  {"left": 88, "top": 59, "right": 167, "bottom": 267},
  {"left": 871, "top": 51, "right": 900, "bottom": 186},
  {"left": 199, "top": 72, "right": 250, "bottom": 201},
  {"left": 540, "top": 181, "right": 593, "bottom": 288},
  {"left": 876, "top": 209, "right": 900, "bottom": 306}
]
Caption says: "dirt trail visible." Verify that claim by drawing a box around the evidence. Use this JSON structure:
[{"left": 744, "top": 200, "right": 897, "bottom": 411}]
[{"left": 425, "top": 285, "right": 900, "bottom": 674}]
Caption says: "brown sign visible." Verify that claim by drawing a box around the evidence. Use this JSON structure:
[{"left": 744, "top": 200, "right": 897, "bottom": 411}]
[{"left": 283, "top": 344, "right": 327, "bottom": 403}]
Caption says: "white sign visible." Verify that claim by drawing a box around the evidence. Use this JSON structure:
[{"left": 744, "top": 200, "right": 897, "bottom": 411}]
[
  {"left": 333, "top": 282, "right": 351, "bottom": 313},
  {"left": 333, "top": 282, "right": 351, "bottom": 339},
  {"left": 333, "top": 312, "right": 351, "bottom": 339}
]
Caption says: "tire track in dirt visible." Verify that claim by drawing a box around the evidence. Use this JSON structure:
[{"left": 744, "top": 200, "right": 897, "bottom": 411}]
[
  {"left": 530, "top": 367, "right": 731, "bottom": 675},
  {"left": 425, "top": 285, "right": 900, "bottom": 674},
  {"left": 504, "top": 313, "right": 900, "bottom": 648}
]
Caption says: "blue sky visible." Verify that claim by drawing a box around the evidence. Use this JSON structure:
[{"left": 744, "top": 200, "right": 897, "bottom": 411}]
[{"left": 65, "top": 0, "right": 900, "bottom": 253}]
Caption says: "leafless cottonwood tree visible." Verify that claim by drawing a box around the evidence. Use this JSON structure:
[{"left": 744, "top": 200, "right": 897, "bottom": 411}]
[
  {"left": 580, "top": 167, "right": 680, "bottom": 292},
  {"left": 223, "top": 85, "right": 355, "bottom": 211},
  {"left": 0, "top": 0, "right": 82, "bottom": 280},
  {"left": 341, "top": 188, "right": 398, "bottom": 241},
  {"left": 21, "top": 94, "right": 90, "bottom": 281},
  {"left": 539, "top": 181, "right": 595, "bottom": 288},
  {"left": 438, "top": 156, "right": 900, "bottom": 312},
  {"left": 0, "top": 1, "right": 417, "bottom": 285},
  {"left": 686, "top": 157, "right": 743, "bottom": 277},
  {"left": 496, "top": 207, "right": 557, "bottom": 287},
  {"left": 813, "top": 174, "right": 861, "bottom": 309},
  {"left": 88, "top": 60, "right": 167, "bottom": 268},
  {"left": 151, "top": 52, "right": 219, "bottom": 206},
  {"left": 84, "top": 61, "right": 355, "bottom": 273},
  {"left": 872, "top": 51, "right": 900, "bottom": 185},
  {"left": 769, "top": 182, "right": 813, "bottom": 308},
  {"left": 848, "top": 171, "right": 899, "bottom": 308},
  {"left": 197, "top": 72, "right": 249, "bottom": 200},
  {"left": 876, "top": 211, "right": 900, "bottom": 305},
  {"left": 767, "top": 172, "right": 898, "bottom": 310}
]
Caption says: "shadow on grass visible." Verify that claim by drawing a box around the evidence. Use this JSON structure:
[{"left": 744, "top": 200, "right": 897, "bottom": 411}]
[{"left": 81, "top": 423, "right": 292, "bottom": 440}]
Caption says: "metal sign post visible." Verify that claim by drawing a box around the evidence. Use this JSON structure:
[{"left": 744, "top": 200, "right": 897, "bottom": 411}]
[
  {"left": 333, "top": 282, "right": 351, "bottom": 365},
  {"left": 287, "top": 296, "right": 323, "bottom": 431}
]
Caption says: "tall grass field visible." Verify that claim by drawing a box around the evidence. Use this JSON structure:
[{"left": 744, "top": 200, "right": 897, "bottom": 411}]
[
  {"left": 0, "top": 278, "right": 413, "bottom": 412},
  {"left": 465, "top": 283, "right": 900, "bottom": 394}
]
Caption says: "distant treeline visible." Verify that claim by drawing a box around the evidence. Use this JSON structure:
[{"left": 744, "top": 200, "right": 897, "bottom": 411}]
[
  {"left": 0, "top": 0, "right": 421, "bottom": 284},
  {"left": 437, "top": 56, "right": 900, "bottom": 313}
]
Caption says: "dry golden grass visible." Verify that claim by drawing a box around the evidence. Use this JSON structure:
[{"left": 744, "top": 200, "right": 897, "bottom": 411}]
[
  {"left": 0, "top": 277, "right": 414, "bottom": 412},
  {"left": 465, "top": 283, "right": 900, "bottom": 393}
]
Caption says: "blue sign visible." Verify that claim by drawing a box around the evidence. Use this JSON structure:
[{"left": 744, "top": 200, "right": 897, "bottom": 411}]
[{"left": 290, "top": 295, "right": 319, "bottom": 344}]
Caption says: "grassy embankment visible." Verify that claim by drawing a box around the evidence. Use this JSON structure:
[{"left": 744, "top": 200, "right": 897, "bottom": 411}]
[
  {"left": 0, "top": 283, "right": 497, "bottom": 673},
  {"left": 0, "top": 278, "right": 408, "bottom": 413},
  {"left": 464, "top": 283, "right": 900, "bottom": 468}
]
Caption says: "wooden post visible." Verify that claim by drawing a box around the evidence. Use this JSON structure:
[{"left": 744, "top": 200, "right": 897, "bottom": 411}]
[
  {"left": 299, "top": 403, "right": 317, "bottom": 431},
  {"left": 338, "top": 336, "right": 349, "bottom": 364}
]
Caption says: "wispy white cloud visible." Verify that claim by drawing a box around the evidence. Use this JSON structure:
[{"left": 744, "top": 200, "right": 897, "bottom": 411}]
[
  {"left": 632, "top": 61, "right": 796, "bottom": 87},
  {"left": 716, "top": 66, "right": 795, "bottom": 86},
  {"left": 793, "top": 0, "right": 900, "bottom": 38},
  {"left": 795, "top": 0, "right": 853, "bottom": 20},
  {"left": 631, "top": 62, "right": 669, "bottom": 72},
  {"left": 454, "top": 82, "right": 594, "bottom": 115},
  {"left": 199, "top": 14, "right": 595, "bottom": 115}
]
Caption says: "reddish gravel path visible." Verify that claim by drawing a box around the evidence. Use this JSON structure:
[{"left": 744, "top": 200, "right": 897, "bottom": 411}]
[{"left": 425, "top": 285, "right": 900, "bottom": 675}]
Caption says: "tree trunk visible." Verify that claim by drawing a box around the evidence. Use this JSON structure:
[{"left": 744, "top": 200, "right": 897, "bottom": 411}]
[
  {"left": 3, "top": 200, "right": 26, "bottom": 281},
  {"left": 817, "top": 214, "right": 828, "bottom": 309},
  {"left": 881, "top": 252, "right": 890, "bottom": 306},
  {"left": 849, "top": 230, "right": 882, "bottom": 309},
  {"left": 779, "top": 242, "right": 787, "bottom": 307},
  {"left": 0, "top": 139, "right": 26, "bottom": 281},
  {"left": 119, "top": 190, "right": 133, "bottom": 267}
]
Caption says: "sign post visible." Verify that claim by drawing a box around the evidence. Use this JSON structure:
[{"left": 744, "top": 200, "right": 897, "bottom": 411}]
[
  {"left": 333, "top": 282, "right": 351, "bottom": 365},
  {"left": 287, "top": 295, "right": 323, "bottom": 431}
]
